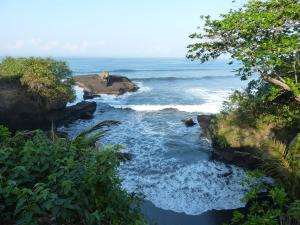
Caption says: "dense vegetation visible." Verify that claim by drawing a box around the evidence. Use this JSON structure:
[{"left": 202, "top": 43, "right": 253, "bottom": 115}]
[
  {"left": 0, "top": 124, "right": 146, "bottom": 225},
  {"left": 188, "top": 0, "right": 300, "bottom": 224},
  {"left": 0, "top": 57, "right": 75, "bottom": 109}
]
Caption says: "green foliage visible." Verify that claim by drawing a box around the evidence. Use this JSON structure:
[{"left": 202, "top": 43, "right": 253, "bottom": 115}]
[
  {"left": 188, "top": 0, "right": 300, "bottom": 100},
  {"left": 289, "top": 133, "right": 300, "bottom": 154},
  {"left": 269, "top": 187, "right": 288, "bottom": 208},
  {"left": 289, "top": 200, "right": 300, "bottom": 220},
  {"left": 0, "top": 127, "right": 146, "bottom": 225},
  {"left": 0, "top": 57, "right": 28, "bottom": 78},
  {"left": 228, "top": 172, "right": 299, "bottom": 225},
  {"left": 0, "top": 57, "right": 75, "bottom": 109},
  {"left": 0, "top": 125, "right": 11, "bottom": 144}
]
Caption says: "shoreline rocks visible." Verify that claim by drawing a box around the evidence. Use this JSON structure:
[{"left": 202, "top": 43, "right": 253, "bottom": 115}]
[
  {"left": 197, "top": 114, "right": 262, "bottom": 169},
  {"left": 74, "top": 74, "right": 139, "bottom": 98},
  {"left": 210, "top": 147, "right": 263, "bottom": 170}
]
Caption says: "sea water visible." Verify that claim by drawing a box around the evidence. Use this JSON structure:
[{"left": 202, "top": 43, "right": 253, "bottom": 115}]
[{"left": 61, "top": 58, "right": 250, "bottom": 218}]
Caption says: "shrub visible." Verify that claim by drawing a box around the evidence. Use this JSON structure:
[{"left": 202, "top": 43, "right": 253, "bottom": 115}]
[
  {"left": 0, "top": 128, "right": 146, "bottom": 225},
  {"left": 227, "top": 171, "right": 300, "bottom": 225}
]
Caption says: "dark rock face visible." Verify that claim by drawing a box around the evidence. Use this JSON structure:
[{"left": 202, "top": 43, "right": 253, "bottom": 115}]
[
  {"left": 196, "top": 114, "right": 262, "bottom": 169},
  {"left": 197, "top": 115, "right": 213, "bottom": 137},
  {"left": 49, "top": 101, "right": 97, "bottom": 126},
  {"left": 182, "top": 118, "right": 196, "bottom": 127},
  {"left": 74, "top": 74, "right": 139, "bottom": 97},
  {"left": 211, "top": 148, "right": 262, "bottom": 170},
  {"left": 0, "top": 79, "right": 96, "bottom": 131},
  {"left": 83, "top": 90, "right": 101, "bottom": 100}
]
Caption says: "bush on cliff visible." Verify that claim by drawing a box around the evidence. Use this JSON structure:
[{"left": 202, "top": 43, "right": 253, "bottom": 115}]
[
  {"left": 0, "top": 125, "right": 146, "bottom": 225},
  {"left": 0, "top": 57, "right": 75, "bottom": 109}
]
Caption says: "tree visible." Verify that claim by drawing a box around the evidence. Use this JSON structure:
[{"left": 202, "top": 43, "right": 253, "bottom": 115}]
[{"left": 187, "top": 0, "right": 300, "bottom": 102}]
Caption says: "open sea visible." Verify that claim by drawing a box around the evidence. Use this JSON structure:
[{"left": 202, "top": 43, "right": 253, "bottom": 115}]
[{"left": 61, "top": 58, "right": 250, "bottom": 225}]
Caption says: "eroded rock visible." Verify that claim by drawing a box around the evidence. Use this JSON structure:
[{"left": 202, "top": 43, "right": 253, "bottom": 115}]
[{"left": 74, "top": 74, "right": 139, "bottom": 97}]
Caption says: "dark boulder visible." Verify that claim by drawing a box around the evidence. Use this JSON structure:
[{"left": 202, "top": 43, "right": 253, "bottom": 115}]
[
  {"left": 115, "top": 152, "right": 133, "bottom": 161},
  {"left": 83, "top": 90, "right": 100, "bottom": 100},
  {"left": 182, "top": 118, "right": 196, "bottom": 127},
  {"left": 52, "top": 101, "right": 97, "bottom": 125},
  {"left": 211, "top": 147, "right": 263, "bottom": 170},
  {"left": 74, "top": 74, "right": 139, "bottom": 97}
]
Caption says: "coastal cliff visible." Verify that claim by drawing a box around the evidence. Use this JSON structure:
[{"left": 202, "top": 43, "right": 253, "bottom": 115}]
[
  {"left": 198, "top": 112, "right": 300, "bottom": 171},
  {"left": 0, "top": 78, "right": 96, "bottom": 131}
]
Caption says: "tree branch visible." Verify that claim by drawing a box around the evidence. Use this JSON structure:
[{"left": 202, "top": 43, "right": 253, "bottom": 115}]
[{"left": 254, "top": 65, "right": 300, "bottom": 102}]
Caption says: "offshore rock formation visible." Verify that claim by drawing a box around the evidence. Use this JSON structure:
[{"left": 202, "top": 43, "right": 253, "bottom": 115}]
[{"left": 74, "top": 74, "right": 139, "bottom": 98}]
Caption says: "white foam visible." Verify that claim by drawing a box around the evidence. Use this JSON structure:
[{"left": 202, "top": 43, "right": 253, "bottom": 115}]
[
  {"left": 112, "top": 104, "right": 220, "bottom": 113},
  {"left": 135, "top": 81, "right": 152, "bottom": 92},
  {"left": 120, "top": 161, "right": 248, "bottom": 215},
  {"left": 96, "top": 116, "right": 249, "bottom": 215},
  {"left": 187, "top": 88, "right": 232, "bottom": 112}
]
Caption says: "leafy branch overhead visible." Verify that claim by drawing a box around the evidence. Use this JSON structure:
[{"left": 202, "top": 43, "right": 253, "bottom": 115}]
[{"left": 187, "top": 0, "right": 300, "bottom": 101}]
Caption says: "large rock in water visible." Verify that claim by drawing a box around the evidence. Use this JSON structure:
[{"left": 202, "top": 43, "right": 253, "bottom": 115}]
[
  {"left": 182, "top": 118, "right": 196, "bottom": 127},
  {"left": 0, "top": 78, "right": 96, "bottom": 131},
  {"left": 74, "top": 74, "right": 139, "bottom": 97}
]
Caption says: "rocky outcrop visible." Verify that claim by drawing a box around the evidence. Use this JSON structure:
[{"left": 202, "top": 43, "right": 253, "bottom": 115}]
[
  {"left": 0, "top": 78, "right": 96, "bottom": 131},
  {"left": 48, "top": 101, "right": 96, "bottom": 125},
  {"left": 197, "top": 115, "right": 213, "bottom": 137},
  {"left": 83, "top": 90, "right": 100, "bottom": 100},
  {"left": 197, "top": 114, "right": 263, "bottom": 169},
  {"left": 74, "top": 74, "right": 139, "bottom": 98},
  {"left": 182, "top": 118, "right": 196, "bottom": 127},
  {"left": 211, "top": 147, "right": 263, "bottom": 170}
]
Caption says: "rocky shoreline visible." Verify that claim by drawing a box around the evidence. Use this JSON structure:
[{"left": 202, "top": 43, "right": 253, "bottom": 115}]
[
  {"left": 0, "top": 74, "right": 138, "bottom": 131},
  {"left": 196, "top": 114, "right": 263, "bottom": 170}
]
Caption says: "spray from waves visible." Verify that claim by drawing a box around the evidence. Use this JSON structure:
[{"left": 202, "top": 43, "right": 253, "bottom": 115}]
[{"left": 66, "top": 86, "right": 85, "bottom": 106}]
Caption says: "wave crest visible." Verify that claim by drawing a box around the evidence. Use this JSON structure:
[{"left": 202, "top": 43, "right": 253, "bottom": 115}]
[{"left": 111, "top": 104, "right": 221, "bottom": 114}]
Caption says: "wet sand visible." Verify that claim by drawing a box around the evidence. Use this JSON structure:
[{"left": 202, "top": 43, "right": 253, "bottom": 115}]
[{"left": 142, "top": 200, "right": 245, "bottom": 225}]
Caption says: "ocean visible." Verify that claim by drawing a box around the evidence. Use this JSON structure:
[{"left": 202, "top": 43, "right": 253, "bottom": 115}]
[{"left": 61, "top": 58, "right": 250, "bottom": 225}]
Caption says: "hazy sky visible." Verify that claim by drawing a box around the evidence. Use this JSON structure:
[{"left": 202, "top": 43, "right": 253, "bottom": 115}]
[{"left": 0, "top": 0, "right": 245, "bottom": 57}]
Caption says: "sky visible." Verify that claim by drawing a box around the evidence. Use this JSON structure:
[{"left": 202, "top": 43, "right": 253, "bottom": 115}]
[{"left": 0, "top": 0, "right": 245, "bottom": 58}]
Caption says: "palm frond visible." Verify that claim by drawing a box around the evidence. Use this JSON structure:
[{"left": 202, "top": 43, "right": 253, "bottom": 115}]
[{"left": 72, "top": 120, "right": 120, "bottom": 147}]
